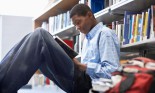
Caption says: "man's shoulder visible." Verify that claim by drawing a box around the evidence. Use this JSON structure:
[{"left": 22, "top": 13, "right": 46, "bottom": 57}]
[{"left": 100, "top": 27, "right": 115, "bottom": 36}]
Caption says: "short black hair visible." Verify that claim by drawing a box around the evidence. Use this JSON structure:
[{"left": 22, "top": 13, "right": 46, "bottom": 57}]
[{"left": 70, "top": 4, "right": 92, "bottom": 18}]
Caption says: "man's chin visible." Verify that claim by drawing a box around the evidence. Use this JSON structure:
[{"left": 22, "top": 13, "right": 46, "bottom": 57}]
[
  {"left": 78, "top": 30, "right": 86, "bottom": 34},
  {"left": 78, "top": 30, "right": 83, "bottom": 33}
]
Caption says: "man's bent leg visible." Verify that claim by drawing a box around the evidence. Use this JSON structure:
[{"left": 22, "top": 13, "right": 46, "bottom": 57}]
[
  {"left": 0, "top": 28, "right": 74, "bottom": 93},
  {"left": 38, "top": 28, "right": 74, "bottom": 93},
  {"left": 39, "top": 28, "right": 92, "bottom": 93}
]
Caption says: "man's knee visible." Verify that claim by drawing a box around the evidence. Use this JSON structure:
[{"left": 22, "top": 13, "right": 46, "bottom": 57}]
[
  {"left": 33, "top": 27, "right": 49, "bottom": 38},
  {"left": 34, "top": 27, "right": 48, "bottom": 33}
]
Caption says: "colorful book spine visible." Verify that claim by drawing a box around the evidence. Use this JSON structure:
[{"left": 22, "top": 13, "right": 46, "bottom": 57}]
[
  {"left": 146, "top": 8, "right": 151, "bottom": 39},
  {"left": 136, "top": 14, "right": 142, "bottom": 42},
  {"left": 143, "top": 12, "right": 148, "bottom": 40},
  {"left": 123, "top": 11, "right": 140, "bottom": 45},
  {"left": 137, "top": 14, "right": 142, "bottom": 42}
]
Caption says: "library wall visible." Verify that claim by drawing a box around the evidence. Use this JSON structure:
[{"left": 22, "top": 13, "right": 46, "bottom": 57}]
[
  {"left": 0, "top": 15, "right": 33, "bottom": 60},
  {"left": 0, "top": 16, "right": 2, "bottom": 60}
]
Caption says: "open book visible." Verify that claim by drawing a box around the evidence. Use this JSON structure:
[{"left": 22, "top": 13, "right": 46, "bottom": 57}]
[{"left": 54, "top": 36, "right": 78, "bottom": 59}]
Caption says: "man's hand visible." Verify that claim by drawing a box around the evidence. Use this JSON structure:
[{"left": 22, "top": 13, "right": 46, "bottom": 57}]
[{"left": 72, "top": 58, "right": 87, "bottom": 71}]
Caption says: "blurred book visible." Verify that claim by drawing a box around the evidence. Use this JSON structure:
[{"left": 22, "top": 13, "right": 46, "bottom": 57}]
[{"left": 54, "top": 36, "right": 78, "bottom": 59}]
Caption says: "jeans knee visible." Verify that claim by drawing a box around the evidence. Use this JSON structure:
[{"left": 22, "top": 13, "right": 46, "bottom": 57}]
[
  {"left": 34, "top": 27, "right": 47, "bottom": 33},
  {"left": 33, "top": 27, "right": 49, "bottom": 37}
]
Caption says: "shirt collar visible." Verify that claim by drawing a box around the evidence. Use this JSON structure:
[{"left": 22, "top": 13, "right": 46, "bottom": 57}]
[{"left": 86, "top": 22, "right": 103, "bottom": 40}]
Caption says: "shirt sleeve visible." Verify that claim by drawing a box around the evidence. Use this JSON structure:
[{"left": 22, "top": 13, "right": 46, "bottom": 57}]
[{"left": 88, "top": 32, "right": 120, "bottom": 79}]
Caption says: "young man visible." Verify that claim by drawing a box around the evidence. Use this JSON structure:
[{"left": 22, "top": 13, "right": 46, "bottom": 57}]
[{"left": 0, "top": 4, "right": 120, "bottom": 93}]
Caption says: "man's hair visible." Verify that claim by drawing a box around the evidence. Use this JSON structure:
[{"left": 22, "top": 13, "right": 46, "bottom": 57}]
[{"left": 70, "top": 4, "right": 93, "bottom": 18}]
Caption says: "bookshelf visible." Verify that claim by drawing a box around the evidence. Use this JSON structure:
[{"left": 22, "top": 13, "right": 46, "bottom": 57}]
[
  {"left": 33, "top": 0, "right": 155, "bottom": 39},
  {"left": 98, "top": 0, "right": 155, "bottom": 53},
  {"left": 34, "top": 0, "right": 155, "bottom": 50},
  {"left": 95, "top": 0, "right": 155, "bottom": 24}
]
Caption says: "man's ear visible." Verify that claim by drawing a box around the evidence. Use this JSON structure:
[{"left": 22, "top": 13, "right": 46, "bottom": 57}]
[{"left": 87, "top": 11, "right": 93, "bottom": 18}]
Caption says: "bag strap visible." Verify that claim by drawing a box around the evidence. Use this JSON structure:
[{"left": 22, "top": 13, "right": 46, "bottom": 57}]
[
  {"left": 119, "top": 74, "right": 135, "bottom": 93},
  {"left": 97, "top": 31, "right": 102, "bottom": 59}
]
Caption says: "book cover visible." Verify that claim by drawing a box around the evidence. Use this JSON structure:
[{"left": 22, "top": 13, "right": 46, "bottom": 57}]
[
  {"left": 137, "top": 14, "right": 142, "bottom": 42},
  {"left": 123, "top": 11, "right": 139, "bottom": 45},
  {"left": 54, "top": 36, "right": 78, "bottom": 59},
  {"left": 130, "top": 14, "right": 136, "bottom": 43},
  {"left": 140, "top": 12, "right": 145, "bottom": 41},
  {"left": 104, "top": 0, "right": 110, "bottom": 8},
  {"left": 153, "top": 5, "right": 155, "bottom": 32},
  {"left": 128, "top": 14, "right": 132, "bottom": 43},
  {"left": 135, "top": 14, "right": 142, "bottom": 42},
  {"left": 150, "top": 5, "right": 155, "bottom": 38},
  {"left": 143, "top": 12, "right": 148, "bottom": 40},
  {"left": 146, "top": 8, "right": 151, "bottom": 39},
  {"left": 91, "top": 0, "right": 104, "bottom": 13}
]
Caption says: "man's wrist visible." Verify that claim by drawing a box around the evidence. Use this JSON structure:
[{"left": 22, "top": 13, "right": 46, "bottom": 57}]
[{"left": 78, "top": 63, "right": 87, "bottom": 71}]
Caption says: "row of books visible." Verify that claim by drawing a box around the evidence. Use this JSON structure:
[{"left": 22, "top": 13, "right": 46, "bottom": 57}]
[
  {"left": 107, "top": 5, "right": 155, "bottom": 45},
  {"left": 41, "top": 10, "right": 72, "bottom": 34},
  {"left": 123, "top": 5, "right": 155, "bottom": 45},
  {"left": 111, "top": 21, "right": 124, "bottom": 44}
]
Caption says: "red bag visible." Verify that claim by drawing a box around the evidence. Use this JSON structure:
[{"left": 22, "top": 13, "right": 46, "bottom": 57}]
[
  {"left": 107, "top": 57, "right": 155, "bottom": 93},
  {"left": 107, "top": 73, "right": 153, "bottom": 93}
]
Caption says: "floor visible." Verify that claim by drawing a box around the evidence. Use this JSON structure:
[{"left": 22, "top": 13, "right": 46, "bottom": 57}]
[{"left": 18, "top": 85, "right": 66, "bottom": 93}]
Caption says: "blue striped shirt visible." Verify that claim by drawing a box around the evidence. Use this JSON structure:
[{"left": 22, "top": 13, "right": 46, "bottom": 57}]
[{"left": 81, "top": 22, "right": 120, "bottom": 79}]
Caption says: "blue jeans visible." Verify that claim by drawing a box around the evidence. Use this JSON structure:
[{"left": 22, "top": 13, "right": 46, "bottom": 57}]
[{"left": 0, "top": 28, "right": 92, "bottom": 93}]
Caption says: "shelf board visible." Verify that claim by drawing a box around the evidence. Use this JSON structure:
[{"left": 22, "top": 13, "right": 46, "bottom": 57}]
[
  {"left": 110, "top": 0, "right": 134, "bottom": 11},
  {"left": 52, "top": 25, "right": 79, "bottom": 39},
  {"left": 111, "top": 0, "right": 155, "bottom": 15},
  {"left": 121, "top": 38, "right": 155, "bottom": 52}
]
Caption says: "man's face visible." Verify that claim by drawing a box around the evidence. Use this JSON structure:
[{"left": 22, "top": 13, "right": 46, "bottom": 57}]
[{"left": 71, "top": 14, "right": 91, "bottom": 34}]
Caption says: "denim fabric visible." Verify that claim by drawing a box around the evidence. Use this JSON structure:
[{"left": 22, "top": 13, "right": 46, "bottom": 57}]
[{"left": 0, "top": 28, "right": 75, "bottom": 93}]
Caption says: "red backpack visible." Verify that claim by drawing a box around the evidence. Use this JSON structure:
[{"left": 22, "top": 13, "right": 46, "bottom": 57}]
[{"left": 107, "top": 57, "right": 155, "bottom": 93}]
